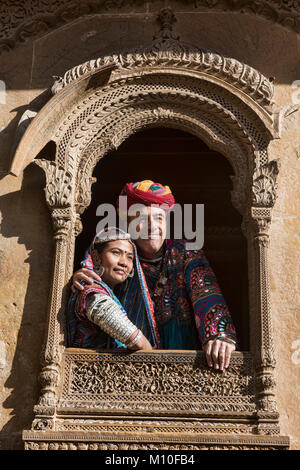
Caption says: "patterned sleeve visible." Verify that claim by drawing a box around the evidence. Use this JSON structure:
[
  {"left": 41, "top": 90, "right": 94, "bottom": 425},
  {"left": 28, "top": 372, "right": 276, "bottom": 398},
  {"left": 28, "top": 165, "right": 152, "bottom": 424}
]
[{"left": 183, "top": 248, "right": 237, "bottom": 346}]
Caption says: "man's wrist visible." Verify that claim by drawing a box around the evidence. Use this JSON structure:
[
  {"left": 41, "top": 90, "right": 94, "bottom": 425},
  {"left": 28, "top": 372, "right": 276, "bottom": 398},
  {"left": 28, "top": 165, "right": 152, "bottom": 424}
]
[
  {"left": 202, "top": 333, "right": 237, "bottom": 347},
  {"left": 216, "top": 333, "right": 236, "bottom": 346}
]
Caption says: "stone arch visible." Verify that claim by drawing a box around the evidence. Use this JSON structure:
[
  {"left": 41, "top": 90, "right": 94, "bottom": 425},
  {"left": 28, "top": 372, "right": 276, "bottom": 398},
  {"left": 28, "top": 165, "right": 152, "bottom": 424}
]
[{"left": 18, "top": 30, "right": 287, "bottom": 448}]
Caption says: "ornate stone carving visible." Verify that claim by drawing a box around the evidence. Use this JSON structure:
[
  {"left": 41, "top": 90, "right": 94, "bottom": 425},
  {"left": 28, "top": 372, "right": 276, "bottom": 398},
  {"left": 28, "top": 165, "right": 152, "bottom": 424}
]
[
  {"left": 1, "top": 1, "right": 300, "bottom": 56},
  {"left": 75, "top": 175, "right": 96, "bottom": 215},
  {"left": 24, "top": 441, "right": 289, "bottom": 450},
  {"left": 52, "top": 13, "right": 274, "bottom": 112},
  {"left": 38, "top": 359, "right": 61, "bottom": 407},
  {"left": 252, "top": 160, "right": 280, "bottom": 207},
  {"left": 55, "top": 419, "right": 257, "bottom": 434},
  {"left": 35, "top": 160, "right": 73, "bottom": 209},
  {"left": 155, "top": 7, "right": 179, "bottom": 41},
  {"left": 68, "top": 352, "right": 253, "bottom": 399},
  {"left": 32, "top": 418, "right": 55, "bottom": 431},
  {"left": 71, "top": 97, "right": 251, "bottom": 214},
  {"left": 32, "top": 161, "right": 75, "bottom": 414},
  {"left": 22, "top": 429, "right": 290, "bottom": 450},
  {"left": 54, "top": 351, "right": 256, "bottom": 421}
]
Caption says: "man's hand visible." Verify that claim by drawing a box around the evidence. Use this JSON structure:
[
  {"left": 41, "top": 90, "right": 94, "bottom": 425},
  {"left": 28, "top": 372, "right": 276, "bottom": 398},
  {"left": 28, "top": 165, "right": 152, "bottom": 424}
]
[
  {"left": 202, "top": 338, "right": 235, "bottom": 372},
  {"left": 71, "top": 268, "right": 101, "bottom": 293}
]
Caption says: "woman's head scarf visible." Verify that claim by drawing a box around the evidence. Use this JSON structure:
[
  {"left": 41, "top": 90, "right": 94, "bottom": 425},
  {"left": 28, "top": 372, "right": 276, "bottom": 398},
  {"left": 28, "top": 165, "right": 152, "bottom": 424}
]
[{"left": 68, "top": 227, "right": 161, "bottom": 349}]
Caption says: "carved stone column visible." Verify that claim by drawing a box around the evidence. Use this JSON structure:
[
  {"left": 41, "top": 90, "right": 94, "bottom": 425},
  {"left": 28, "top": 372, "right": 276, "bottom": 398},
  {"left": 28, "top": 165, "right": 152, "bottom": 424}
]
[
  {"left": 32, "top": 160, "right": 73, "bottom": 426},
  {"left": 244, "top": 160, "right": 280, "bottom": 432}
]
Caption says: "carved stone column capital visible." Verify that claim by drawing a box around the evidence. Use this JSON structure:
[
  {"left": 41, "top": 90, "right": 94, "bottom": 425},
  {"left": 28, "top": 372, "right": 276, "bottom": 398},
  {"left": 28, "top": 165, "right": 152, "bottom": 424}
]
[
  {"left": 250, "top": 207, "right": 272, "bottom": 232},
  {"left": 252, "top": 160, "right": 279, "bottom": 209},
  {"left": 35, "top": 159, "right": 73, "bottom": 209},
  {"left": 74, "top": 213, "right": 83, "bottom": 238},
  {"left": 75, "top": 175, "right": 97, "bottom": 215},
  {"left": 51, "top": 208, "right": 72, "bottom": 241},
  {"left": 35, "top": 159, "right": 74, "bottom": 238}
]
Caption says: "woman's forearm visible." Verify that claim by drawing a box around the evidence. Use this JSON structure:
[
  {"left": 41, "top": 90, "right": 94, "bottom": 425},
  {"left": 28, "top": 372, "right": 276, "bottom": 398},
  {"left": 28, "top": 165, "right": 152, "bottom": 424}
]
[{"left": 85, "top": 293, "right": 138, "bottom": 345}]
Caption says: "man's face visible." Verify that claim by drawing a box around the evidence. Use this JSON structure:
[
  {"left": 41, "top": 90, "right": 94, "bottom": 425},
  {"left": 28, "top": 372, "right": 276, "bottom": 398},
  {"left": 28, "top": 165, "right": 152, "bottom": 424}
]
[{"left": 128, "top": 206, "right": 167, "bottom": 258}]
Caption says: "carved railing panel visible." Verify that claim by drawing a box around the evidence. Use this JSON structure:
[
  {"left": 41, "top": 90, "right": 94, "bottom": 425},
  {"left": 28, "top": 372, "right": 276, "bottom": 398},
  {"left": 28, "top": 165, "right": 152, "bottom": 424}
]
[
  {"left": 59, "top": 350, "right": 255, "bottom": 415},
  {"left": 23, "top": 350, "right": 290, "bottom": 449}
]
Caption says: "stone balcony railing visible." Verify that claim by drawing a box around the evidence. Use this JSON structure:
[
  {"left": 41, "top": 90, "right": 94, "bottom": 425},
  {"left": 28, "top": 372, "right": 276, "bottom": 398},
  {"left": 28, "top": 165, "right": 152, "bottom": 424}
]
[{"left": 22, "top": 349, "right": 290, "bottom": 450}]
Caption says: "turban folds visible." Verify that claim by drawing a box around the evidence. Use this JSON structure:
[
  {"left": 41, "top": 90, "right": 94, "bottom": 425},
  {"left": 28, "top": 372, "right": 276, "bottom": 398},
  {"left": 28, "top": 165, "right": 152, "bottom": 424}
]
[{"left": 117, "top": 180, "right": 175, "bottom": 213}]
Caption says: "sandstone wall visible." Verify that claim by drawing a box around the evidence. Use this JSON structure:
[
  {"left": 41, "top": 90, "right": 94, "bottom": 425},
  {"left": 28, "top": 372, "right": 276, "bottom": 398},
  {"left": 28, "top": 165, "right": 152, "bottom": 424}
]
[{"left": 0, "top": 3, "right": 299, "bottom": 449}]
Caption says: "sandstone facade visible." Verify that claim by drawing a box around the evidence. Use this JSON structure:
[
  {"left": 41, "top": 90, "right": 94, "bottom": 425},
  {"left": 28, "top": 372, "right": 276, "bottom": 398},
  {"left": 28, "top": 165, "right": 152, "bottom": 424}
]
[{"left": 0, "top": 1, "right": 299, "bottom": 450}]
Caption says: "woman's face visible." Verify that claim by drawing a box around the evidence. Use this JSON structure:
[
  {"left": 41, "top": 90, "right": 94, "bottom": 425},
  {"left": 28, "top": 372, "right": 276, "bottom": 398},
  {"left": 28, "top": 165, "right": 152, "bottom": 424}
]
[{"left": 93, "top": 239, "right": 134, "bottom": 288}]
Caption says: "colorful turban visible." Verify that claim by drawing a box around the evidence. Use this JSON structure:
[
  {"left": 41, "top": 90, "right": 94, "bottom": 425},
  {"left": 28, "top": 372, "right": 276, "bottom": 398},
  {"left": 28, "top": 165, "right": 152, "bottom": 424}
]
[{"left": 117, "top": 180, "right": 175, "bottom": 214}]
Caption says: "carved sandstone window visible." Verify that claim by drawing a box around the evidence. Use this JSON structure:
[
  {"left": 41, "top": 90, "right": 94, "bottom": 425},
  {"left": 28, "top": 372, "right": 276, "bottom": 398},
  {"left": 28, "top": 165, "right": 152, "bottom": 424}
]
[{"left": 10, "top": 29, "right": 288, "bottom": 448}]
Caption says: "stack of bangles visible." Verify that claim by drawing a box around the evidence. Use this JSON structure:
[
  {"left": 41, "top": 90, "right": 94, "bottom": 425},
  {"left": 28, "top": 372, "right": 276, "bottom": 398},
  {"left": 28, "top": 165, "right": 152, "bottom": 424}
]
[
  {"left": 85, "top": 295, "right": 142, "bottom": 347},
  {"left": 126, "top": 329, "right": 142, "bottom": 349}
]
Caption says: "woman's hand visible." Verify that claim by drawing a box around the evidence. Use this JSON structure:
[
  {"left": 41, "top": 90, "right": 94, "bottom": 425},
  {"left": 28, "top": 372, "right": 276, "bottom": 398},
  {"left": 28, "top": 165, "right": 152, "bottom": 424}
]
[
  {"left": 202, "top": 338, "right": 235, "bottom": 372},
  {"left": 71, "top": 268, "right": 102, "bottom": 292},
  {"left": 127, "top": 330, "right": 153, "bottom": 351}
]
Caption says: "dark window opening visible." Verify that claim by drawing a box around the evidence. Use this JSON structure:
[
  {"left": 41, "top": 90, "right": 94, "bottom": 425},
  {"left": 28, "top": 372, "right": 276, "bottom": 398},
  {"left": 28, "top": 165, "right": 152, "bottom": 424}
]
[{"left": 75, "top": 128, "right": 249, "bottom": 350}]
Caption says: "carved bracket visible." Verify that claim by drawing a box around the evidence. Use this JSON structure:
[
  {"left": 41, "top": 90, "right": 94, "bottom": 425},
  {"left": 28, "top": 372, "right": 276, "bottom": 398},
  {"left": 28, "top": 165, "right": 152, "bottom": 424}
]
[{"left": 252, "top": 160, "right": 280, "bottom": 208}]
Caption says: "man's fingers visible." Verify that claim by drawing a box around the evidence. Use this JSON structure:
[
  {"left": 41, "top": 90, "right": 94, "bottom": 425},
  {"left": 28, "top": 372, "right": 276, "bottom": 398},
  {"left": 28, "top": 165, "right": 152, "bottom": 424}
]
[
  {"left": 73, "top": 280, "right": 84, "bottom": 291},
  {"left": 89, "top": 271, "right": 102, "bottom": 282},
  {"left": 204, "top": 339, "right": 236, "bottom": 371},
  {"left": 72, "top": 268, "right": 101, "bottom": 287},
  {"left": 211, "top": 341, "right": 220, "bottom": 369},
  {"left": 204, "top": 341, "right": 213, "bottom": 368},
  {"left": 71, "top": 267, "right": 102, "bottom": 292},
  {"left": 219, "top": 345, "right": 226, "bottom": 371},
  {"left": 80, "top": 268, "right": 102, "bottom": 282},
  {"left": 224, "top": 344, "right": 235, "bottom": 369},
  {"left": 74, "top": 273, "right": 94, "bottom": 285}
]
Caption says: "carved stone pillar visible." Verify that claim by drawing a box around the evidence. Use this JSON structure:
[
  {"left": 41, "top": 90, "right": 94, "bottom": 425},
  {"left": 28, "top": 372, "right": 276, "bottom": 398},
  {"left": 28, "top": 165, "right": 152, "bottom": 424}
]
[
  {"left": 250, "top": 208, "right": 277, "bottom": 407},
  {"left": 244, "top": 160, "right": 280, "bottom": 431},
  {"left": 33, "top": 160, "right": 73, "bottom": 420}
]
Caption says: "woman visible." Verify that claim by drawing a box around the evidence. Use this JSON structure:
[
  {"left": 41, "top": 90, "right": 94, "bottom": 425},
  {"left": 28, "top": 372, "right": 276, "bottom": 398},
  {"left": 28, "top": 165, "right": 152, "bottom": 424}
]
[{"left": 68, "top": 227, "right": 160, "bottom": 350}]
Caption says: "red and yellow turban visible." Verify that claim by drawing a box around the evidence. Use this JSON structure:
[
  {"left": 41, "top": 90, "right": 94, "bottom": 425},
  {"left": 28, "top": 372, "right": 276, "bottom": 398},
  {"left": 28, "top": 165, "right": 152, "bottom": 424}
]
[{"left": 117, "top": 180, "right": 175, "bottom": 213}]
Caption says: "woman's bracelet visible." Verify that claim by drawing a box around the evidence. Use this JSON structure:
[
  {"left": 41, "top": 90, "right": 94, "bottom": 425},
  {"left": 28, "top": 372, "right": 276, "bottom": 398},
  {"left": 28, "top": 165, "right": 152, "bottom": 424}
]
[
  {"left": 126, "top": 330, "right": 142, "bottom": 349},
  {"left": 86, "top": 295, "right": 137, "bottom": 344}
]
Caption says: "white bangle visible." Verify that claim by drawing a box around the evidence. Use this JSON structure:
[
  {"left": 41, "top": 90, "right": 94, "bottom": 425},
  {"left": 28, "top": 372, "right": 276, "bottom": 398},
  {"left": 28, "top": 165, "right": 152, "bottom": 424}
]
[{"left": 126, "top": 330, "right": 142, "bottom": 349}]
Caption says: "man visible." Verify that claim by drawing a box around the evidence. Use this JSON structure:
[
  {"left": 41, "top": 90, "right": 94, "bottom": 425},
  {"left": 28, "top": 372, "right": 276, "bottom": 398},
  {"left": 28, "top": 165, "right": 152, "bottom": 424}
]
[{"left": 71, "top": 180, "right": 237, "bottom": 371}]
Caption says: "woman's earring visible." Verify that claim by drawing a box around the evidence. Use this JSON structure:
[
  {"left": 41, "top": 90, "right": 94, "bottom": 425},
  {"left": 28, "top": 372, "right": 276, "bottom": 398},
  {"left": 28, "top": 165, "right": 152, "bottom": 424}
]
[
  {"left": 98, "top": 265, "right": 105, "bottom": 277},
  {"left": 127, "top": 268, "right": 134, "bottom": 278},
  {"left": 92, "top": 250, "right": 105, "bottom": 278},
  {"left": 94, "top": 259, "right": 105, "bottom": 277}
]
